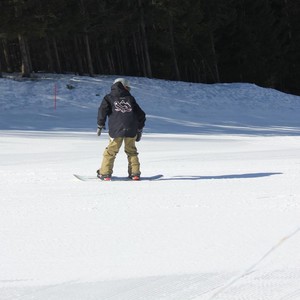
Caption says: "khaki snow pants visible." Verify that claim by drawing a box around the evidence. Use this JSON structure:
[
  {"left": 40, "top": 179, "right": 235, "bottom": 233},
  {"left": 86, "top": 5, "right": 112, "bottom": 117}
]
[{"left": 99, "top": 136, "right": 140, "bottom": 176}]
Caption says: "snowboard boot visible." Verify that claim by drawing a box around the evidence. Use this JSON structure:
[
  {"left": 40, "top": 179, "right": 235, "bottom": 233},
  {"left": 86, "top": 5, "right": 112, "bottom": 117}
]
[
  {"left": 97, "top": 170, "right": 111, "bottom": 181},
  {"left": 130, "top": 174, "right": 140, "bottom": 181}
]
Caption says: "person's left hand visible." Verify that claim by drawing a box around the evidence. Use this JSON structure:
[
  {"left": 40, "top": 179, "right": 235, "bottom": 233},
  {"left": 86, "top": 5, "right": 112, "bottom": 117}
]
[{"left": 136, "top": 129, "right": 143, "bottom": 142}]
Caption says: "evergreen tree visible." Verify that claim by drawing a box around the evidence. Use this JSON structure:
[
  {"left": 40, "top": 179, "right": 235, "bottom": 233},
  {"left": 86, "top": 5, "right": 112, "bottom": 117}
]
[
  {"left": 0, "top": 0, "right": 299, "bottom": 94},
  {"left": 282, "top": 0, "right": 300, "bottom": 93}
]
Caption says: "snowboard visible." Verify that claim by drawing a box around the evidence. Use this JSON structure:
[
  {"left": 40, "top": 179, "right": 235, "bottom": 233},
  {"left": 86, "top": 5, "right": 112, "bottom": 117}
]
[{"left": 73, "top": 174, "right": 163, "bottom": 182}]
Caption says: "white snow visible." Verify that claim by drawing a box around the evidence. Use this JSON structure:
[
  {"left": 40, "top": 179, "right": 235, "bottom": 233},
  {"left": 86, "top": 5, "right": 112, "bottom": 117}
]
[{"left": 1, "top": 74, "right": 300, "bottom": 299}]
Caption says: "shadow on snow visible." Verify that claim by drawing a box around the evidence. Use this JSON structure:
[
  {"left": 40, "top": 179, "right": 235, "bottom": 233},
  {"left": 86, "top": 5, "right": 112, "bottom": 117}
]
[{"left": 162, "top": 172, "right": 283, "bottom": 181}]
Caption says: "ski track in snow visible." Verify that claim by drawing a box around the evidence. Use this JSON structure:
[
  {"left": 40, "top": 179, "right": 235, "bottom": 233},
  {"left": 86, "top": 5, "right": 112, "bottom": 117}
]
[{"left": 1, "top": 74, "right": 300, "bottom": 299}]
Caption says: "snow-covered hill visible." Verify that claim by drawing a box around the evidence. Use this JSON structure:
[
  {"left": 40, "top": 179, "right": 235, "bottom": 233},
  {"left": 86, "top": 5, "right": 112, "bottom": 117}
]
[
  {"left": 1, "top": 74, "right": 300, "bottom": 134},
  {"left": 1, "top": 74, "right": 300, "bottom": 300}
]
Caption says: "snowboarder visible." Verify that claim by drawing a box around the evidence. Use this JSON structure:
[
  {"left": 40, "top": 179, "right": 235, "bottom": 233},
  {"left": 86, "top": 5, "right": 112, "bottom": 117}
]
[{"left": 96, "top": 78, "right": 146, "bottom": 181}]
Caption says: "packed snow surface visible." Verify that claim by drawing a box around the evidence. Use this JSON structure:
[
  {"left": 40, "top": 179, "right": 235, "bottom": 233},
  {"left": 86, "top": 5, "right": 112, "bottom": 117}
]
[{"left": 1, "top": 74, "right": 300, "bottom": 299}]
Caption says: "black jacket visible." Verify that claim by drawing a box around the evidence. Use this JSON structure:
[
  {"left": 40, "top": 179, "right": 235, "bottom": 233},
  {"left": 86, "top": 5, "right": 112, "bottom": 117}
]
[{"left": 97, "top": 82, "right": 146, "bottom": 138}]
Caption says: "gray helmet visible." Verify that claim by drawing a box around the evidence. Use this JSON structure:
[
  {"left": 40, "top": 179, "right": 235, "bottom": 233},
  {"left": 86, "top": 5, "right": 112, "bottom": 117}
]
[{"left": 113, "top": 78, "right": 130, "bottom": 90}]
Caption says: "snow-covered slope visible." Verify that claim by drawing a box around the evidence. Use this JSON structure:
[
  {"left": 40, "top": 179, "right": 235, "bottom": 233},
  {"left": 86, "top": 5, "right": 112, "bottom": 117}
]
[
  {"left": 1, "top": 74, "right": 300, "bottom": 134},
  {"left": 1, "top": 74, "right": 300, "bottom": 300}
]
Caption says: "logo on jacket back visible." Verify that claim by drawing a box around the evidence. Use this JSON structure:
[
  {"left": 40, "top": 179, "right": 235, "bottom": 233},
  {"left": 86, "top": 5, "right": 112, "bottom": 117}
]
[{"left": 114, "top": 99, "right": 132, "bottom": 113}]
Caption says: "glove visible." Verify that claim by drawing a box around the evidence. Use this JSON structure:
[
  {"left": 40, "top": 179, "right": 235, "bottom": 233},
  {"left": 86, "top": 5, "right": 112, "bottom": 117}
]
[
  {"left": 97, "top": 125, "right": 105, "bottom": 136},
  {"left": 136, "top": 129, "right": 143, "bottom": 142}
]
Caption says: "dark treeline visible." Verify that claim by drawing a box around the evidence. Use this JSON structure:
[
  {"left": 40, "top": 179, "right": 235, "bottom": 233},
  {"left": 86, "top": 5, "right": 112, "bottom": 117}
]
[{"left": 0, "top": 0, "right": 299, "bottom": 94}]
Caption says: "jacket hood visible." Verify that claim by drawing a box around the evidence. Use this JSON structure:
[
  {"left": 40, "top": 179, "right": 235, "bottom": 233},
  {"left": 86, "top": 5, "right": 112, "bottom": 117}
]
[{"left": 111, "top": 82, "right": 131, "bottom": 97}]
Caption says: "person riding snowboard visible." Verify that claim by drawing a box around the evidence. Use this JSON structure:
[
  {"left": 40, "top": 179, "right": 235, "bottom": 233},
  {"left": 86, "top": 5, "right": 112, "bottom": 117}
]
[{"left": 96, "top": 78, "right": 146, "bottom": 181}]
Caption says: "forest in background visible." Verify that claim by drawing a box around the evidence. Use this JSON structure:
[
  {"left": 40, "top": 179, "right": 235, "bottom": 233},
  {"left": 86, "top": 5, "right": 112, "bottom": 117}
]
[{"left": 0, "top": 0, "right": 299, "bottom": 95}]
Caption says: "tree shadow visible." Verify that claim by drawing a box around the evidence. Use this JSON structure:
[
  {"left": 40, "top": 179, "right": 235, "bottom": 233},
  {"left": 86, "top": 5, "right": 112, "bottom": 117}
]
[{"left": 161, "top": 172, "right": 283, "bottom": 181}]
